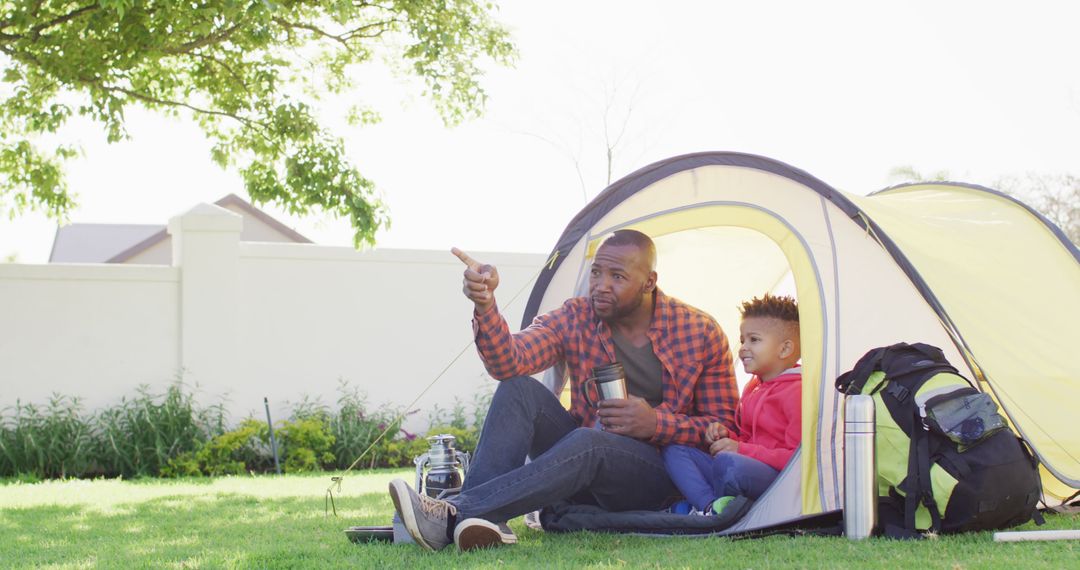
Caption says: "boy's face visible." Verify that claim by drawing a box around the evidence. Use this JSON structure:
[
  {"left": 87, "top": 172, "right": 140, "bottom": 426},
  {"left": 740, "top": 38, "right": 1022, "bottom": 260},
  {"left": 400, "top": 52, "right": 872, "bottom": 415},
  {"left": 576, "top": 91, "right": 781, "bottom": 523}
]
[{"left": 738, "top": 317, "right": 795, "bottom": 381}]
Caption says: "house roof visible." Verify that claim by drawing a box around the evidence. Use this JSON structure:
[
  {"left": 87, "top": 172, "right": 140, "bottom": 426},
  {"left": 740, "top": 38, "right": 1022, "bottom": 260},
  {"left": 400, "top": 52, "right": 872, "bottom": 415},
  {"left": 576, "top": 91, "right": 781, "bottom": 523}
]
[
  {"left": 49, "top": 194, "right": 312, "bottom": 264},
  {"left": 49, "top": 223, "right": 164, "bottom": 263}
]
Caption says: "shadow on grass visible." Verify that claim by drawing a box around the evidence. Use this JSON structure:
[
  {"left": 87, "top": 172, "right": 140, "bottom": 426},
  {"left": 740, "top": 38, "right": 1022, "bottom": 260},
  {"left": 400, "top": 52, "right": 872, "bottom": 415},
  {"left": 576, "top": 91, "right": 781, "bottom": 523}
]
[{"left": 0, "top": 491, "right": 1076, "bottom": 570}]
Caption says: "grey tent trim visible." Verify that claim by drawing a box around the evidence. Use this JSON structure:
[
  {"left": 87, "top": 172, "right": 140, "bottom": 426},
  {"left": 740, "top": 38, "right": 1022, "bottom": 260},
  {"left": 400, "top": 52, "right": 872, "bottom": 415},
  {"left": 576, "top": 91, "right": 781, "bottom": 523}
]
[
  {"left": 521, "top": 151, "right": 860, "bottom": 327},
  {"left": 819, "top": 195, "right": 844, "bottom": 507}
]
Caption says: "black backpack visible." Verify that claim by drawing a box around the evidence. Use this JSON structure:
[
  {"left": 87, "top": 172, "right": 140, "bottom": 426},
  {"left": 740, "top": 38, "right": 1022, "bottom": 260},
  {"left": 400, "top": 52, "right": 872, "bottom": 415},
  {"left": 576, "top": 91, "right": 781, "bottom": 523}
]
[{"left": 836, "top": 342, "right": 1043, "bottom": 537}]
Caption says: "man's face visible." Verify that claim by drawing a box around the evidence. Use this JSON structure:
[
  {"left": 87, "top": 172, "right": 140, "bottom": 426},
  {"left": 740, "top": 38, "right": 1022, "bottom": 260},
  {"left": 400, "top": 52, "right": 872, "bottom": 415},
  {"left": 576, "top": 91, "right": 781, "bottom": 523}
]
[{"left": 588, "top": 243, "right": 655, "bottom": 321}]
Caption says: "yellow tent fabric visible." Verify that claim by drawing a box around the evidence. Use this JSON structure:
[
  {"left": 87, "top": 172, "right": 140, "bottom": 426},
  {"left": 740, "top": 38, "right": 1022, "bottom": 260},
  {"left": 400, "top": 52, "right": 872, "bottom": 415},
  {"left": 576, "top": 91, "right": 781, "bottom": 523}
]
[{"left": 853, "top": 184, "right": 1080, "bottom": 490}]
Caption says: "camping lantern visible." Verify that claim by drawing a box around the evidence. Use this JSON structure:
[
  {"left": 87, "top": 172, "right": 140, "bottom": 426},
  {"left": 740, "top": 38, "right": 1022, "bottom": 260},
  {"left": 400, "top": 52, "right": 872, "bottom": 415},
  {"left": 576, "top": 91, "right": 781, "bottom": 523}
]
[{"left": 414, "top": 434, "right": 470, "bottom": 499}]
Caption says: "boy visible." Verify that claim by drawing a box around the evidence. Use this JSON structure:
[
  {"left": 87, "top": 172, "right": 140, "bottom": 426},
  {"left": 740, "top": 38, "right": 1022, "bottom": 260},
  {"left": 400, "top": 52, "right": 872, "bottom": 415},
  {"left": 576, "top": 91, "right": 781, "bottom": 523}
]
[{"left": 662, "top": 294, "right": 802, "bottom": 514}]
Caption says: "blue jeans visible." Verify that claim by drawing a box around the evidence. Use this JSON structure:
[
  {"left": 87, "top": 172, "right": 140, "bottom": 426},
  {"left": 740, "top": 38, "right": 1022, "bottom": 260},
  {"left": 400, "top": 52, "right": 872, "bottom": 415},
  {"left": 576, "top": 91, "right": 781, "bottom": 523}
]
[
  {"left": 449, "top": 376, "right": 677, "bottom": 524},
  {"left": 661, "top": 445, "right": 779, "bottom": 510}
]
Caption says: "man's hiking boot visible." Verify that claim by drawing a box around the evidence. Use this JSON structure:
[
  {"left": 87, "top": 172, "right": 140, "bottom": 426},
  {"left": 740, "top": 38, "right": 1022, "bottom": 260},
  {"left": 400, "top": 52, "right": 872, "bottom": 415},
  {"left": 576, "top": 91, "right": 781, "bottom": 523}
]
[
  {"left": 454, "top": 518, "right": 517, "bottom": 551},
  {"left": 388, "top": 479, "right": 455, "bottom": 551}
]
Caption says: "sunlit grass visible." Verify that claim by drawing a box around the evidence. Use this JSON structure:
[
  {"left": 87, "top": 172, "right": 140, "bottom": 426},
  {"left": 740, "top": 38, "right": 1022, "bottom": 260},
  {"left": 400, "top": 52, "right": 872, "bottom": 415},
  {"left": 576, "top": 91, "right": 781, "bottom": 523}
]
[{"left": 1, "top": 471, "right": 1077, "bottom": 569}]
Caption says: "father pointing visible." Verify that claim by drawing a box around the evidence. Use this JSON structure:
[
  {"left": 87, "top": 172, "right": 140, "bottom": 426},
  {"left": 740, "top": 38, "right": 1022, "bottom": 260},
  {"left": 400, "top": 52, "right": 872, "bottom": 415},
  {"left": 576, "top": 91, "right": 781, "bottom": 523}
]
[{"left": 388, "top": 229, "right": 738, "bottom": 551}]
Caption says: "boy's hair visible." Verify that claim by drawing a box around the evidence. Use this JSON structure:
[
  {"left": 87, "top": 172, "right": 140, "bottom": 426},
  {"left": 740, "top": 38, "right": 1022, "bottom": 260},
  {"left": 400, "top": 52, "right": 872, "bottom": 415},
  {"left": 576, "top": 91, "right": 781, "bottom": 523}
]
[{"left": 739, "top": 294, "right": 799, "bottom": 324}]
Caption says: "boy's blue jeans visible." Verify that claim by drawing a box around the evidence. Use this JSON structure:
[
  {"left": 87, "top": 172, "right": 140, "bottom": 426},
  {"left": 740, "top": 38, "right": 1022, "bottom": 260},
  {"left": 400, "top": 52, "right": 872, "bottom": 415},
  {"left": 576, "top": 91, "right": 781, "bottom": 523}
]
[
  {"left": 449, "top": 376, "right": 677, "bottom": 524},
  {"left": 661, "top": 444, "right": 779, "bottom": 511}
]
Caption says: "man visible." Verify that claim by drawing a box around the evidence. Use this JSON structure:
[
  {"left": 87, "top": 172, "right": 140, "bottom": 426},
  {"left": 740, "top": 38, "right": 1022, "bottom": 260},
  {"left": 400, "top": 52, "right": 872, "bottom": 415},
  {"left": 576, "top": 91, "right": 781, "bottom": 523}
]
[{"left": 389, "top": 229, "right": 737, "bottom": 551}]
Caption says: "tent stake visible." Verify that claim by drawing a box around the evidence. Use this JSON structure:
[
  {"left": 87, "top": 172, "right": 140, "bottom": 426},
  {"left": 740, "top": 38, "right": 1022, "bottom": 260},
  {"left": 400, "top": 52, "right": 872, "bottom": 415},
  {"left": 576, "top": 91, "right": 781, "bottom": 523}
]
[
  {"left": 265, "top": 397, "right": 281, "bottom": 475},
  {"left": 993, "top": 530, "right": 1080, "bottom": 542}
]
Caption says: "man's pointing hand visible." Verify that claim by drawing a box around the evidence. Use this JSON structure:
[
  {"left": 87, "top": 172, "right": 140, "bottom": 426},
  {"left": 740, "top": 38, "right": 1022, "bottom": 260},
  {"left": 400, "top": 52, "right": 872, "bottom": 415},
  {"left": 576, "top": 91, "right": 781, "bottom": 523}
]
[{"left": 452, "top": 247, "right": 499, "bottom": 314}]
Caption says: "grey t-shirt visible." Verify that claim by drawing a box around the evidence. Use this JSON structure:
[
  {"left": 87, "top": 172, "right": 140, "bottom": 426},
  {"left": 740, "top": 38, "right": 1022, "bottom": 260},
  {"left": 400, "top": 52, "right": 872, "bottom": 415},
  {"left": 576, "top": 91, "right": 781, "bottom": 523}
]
[{"left": 611, "top": 330, "right": 664, "bottom": 408}]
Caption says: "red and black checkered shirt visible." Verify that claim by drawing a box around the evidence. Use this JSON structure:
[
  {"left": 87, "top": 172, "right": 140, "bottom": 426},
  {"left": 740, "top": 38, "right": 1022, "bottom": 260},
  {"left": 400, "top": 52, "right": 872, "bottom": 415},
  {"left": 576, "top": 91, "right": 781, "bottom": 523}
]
[{"left": 472, "top": 289, "right": 737, "bottom": 447}]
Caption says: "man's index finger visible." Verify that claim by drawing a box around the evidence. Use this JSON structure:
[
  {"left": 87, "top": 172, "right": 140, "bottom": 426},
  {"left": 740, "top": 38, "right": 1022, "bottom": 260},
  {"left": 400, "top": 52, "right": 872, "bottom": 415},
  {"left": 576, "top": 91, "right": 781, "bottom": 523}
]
[{"left": 451, "top": 247, "right": 478, "bottom": 268}]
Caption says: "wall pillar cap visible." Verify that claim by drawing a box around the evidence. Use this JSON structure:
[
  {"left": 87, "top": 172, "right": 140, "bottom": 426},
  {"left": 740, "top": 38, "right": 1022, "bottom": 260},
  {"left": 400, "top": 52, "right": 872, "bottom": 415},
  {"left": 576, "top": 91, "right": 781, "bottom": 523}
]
[{"left": 168, "top": 203, "right": 243, "bottom": 235}]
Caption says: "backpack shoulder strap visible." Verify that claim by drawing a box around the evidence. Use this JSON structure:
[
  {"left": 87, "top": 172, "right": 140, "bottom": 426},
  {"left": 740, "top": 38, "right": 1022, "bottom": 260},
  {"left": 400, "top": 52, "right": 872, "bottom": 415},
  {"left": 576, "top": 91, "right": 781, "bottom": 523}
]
[
  {"left": 897, "top": 412, "right": 943, "bottom": 534},
  {"left": 836, "top": 345, "right": 891, "bottom": 394}
]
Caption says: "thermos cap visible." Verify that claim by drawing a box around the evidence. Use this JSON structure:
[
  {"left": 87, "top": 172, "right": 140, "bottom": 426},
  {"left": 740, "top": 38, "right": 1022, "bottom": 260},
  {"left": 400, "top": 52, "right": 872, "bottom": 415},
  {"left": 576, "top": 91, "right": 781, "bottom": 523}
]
[{"left": 844, "top": 395, "right": 876, "bottom": 423}]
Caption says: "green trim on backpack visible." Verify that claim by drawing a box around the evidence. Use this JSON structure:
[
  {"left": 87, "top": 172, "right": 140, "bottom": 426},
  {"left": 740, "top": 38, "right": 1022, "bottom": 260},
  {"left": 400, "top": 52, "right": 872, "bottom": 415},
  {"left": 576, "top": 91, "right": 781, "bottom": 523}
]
[{"left": 867, "top": 371, "right": 963, "bottom": 530}]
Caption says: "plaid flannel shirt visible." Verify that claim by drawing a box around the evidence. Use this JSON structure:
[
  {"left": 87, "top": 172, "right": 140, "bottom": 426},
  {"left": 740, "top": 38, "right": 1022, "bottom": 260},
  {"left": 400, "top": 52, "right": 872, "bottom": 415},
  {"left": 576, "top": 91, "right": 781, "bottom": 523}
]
[{"left": 472, "top": 289, "right": 737, "bottom": 447}]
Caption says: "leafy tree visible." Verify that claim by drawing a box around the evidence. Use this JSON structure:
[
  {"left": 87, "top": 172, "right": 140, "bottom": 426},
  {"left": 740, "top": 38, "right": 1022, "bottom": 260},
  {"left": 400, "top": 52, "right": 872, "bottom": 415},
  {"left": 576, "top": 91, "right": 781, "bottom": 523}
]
[{"left": 0, "top": 0, "right": 514, "bottom": 246}]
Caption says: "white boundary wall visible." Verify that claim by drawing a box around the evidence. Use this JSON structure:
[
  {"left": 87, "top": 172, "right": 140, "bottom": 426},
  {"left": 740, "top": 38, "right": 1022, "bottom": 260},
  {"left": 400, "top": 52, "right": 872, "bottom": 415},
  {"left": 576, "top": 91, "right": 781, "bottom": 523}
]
[{"left": 0, "top": 203, "right": 546, "bottom": 428}]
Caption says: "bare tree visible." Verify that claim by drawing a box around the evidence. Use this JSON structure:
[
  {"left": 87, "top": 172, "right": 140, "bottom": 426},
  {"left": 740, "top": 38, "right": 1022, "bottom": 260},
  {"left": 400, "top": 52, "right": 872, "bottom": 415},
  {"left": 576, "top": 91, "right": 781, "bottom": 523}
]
[
  {"left": 994, "top": 173, "right": 1079, "bottom": 245},
  {"left": 507, "top": 68, "right": 663, "bottom": 203}
]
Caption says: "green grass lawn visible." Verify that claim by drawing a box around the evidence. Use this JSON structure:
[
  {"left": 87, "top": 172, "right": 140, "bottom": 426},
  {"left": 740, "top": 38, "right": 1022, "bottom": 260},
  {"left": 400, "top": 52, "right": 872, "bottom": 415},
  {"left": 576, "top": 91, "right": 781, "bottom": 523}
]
[{"left": 1, "top": 470, "right": 1076, "bottom": 569}]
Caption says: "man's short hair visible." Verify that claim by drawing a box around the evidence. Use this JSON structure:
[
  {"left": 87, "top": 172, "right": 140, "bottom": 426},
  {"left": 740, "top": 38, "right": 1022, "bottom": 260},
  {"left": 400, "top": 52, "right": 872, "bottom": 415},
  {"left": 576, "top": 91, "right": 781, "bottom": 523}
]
[
  {"left": 599, "top": 229, "right": 656, "bottom": 271},
  {"left": 739, "top": 293, "right": 799, "bottom": 323}
]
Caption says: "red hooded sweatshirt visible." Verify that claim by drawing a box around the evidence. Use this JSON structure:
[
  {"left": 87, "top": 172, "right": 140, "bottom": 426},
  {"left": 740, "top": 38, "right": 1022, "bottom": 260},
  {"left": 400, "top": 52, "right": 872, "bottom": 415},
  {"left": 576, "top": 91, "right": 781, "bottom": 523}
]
[{"left": 733, "top": 366, "right": 802, "bottom": 471}]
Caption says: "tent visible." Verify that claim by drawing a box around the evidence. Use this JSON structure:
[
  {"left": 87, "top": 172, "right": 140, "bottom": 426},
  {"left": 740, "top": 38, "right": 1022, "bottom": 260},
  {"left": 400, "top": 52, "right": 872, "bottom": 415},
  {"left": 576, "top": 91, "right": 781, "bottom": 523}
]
[{"left": 522, "top": 151, "right": 1079, "bottom": 534}]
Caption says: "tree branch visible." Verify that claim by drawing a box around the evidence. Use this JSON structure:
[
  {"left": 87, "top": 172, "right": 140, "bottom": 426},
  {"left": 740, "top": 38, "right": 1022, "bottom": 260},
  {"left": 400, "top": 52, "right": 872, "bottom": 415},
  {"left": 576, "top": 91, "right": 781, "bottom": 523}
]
[
  {"left": 103, "top": 83, "right": 260, "bottom": 128},
  {"left": 272, "top": 17, "right": 399, "bottom": 48},
  {"left": 192, "top": 52, "right": 249, "bottom": 96},
  {"left": 161, "top": 23, "right": 244, "bottom": 55},
  {"left": 26, "top": 4, "right": 97, "bottom": 39}
]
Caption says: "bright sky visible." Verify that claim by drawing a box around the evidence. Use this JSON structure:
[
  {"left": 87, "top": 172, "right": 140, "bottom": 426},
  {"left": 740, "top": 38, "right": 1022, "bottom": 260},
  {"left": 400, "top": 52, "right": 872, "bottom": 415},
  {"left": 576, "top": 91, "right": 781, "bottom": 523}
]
[{"left": 3, "top": 0, "right": 1079, "bottom": 262}]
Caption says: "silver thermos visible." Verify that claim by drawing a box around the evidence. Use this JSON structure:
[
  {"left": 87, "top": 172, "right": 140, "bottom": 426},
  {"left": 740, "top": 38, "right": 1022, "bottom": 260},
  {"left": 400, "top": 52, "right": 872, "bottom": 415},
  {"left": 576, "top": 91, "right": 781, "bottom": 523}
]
[{"left": 843, "top": 394, "right": 877, "bottom": 539}]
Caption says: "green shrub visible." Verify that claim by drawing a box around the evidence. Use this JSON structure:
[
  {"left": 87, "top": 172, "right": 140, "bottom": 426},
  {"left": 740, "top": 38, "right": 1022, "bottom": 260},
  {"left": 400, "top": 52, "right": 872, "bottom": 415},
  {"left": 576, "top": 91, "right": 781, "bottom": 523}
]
[
  {"left": 95, "top": 382, "right": 225, "bottom": 478},
  {"left": 159, "top": 451, "right": 202, "bottom": 478},
  {"left": 428, "top": 390, "right": 492, "bottom": 432},
  {"left": 0, "top": 395, "right": 95, "bottom": 479},
  {"left": 422, "top": 389, "right": 491, "bottom": 460},
  {"left": 162, "top": 419, "right": 270, "bottom": 477},
  {"left": 1, "top": 380, "right": 493, "bottom": 479},
  {"left": 377, "top": 435, "right": 427, "bottom": 469},
  {"left": 277, "top": 417, "right": 335, "bottom": 472},
  {"left": 325, "top": 381, "right": 403, "bottom": 470}
]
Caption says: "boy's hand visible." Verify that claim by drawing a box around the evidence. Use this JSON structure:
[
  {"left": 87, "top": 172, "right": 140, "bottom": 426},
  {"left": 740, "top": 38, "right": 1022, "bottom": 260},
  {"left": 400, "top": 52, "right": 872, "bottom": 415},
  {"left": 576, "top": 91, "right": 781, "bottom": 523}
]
[
  {"left": 705, "top": 423, "right": 728, "bottom": 443},
  {"left": 709, "top": 437, "right": 739, "bottom": 456}
]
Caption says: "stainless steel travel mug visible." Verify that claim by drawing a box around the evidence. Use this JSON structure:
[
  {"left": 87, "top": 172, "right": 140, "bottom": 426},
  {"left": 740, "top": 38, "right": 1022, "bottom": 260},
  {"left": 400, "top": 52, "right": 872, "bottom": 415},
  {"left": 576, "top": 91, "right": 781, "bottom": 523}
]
[{"left": 583, "top": 362, "right": 627, "bottom": 407}]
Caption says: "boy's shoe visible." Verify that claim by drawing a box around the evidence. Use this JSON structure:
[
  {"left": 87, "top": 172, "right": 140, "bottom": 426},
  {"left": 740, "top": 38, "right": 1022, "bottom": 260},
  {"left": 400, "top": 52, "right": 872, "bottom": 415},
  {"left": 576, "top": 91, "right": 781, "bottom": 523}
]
[
  {"left": 388, "top": 479, "right": 456, "bottom": 551},
  {"left": 688, "top": 505, "right": 713, "bottom": 516},
  {"left": 712, "top": 496, "right": 736, "bottom": 516},
  {"left": 523, "top": 510, "right": 543, "bottom": 531},
  {"left": 667, "top": 500, "right": 693, "bottom": 515},
  {"left": 453, "top": 518, "right": 518, "bottom": 551}
]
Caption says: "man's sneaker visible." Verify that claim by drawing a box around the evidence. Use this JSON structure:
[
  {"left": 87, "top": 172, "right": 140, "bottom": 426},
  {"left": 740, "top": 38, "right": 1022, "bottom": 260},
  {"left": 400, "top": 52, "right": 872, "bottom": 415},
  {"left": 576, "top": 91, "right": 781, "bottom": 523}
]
[
  {"left": 388, "top": 479, "right": 456, "bottom": 551},
  {"left": 453, "top": 518, "right": 517, "bottom": 551}
]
